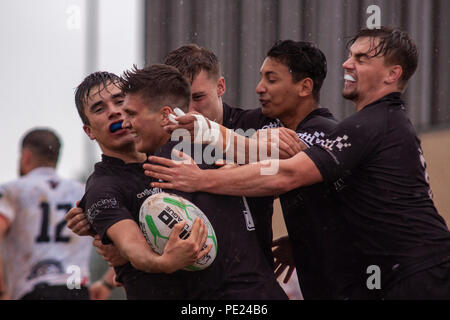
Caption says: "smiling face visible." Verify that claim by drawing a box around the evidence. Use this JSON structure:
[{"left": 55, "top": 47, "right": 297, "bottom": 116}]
[
  {"left": 256, "top": 57, "right": 303, "bottom": 121},
  {"left": 122, "top": 93, "right": 170, "bottom": 154},
  {"left": 342, "top": 37, "right": 398, "bottom": 110},
  {"left": 188, "top": 70, "right": 225, "bottom": 123},
  {"left": 82, "top": 81, "right": 136, "bottom": 155}
]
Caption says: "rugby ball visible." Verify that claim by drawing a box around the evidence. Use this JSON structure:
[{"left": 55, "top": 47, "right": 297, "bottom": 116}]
[{"left": 139, "top": 192, "right": 217, "bottom": 271}]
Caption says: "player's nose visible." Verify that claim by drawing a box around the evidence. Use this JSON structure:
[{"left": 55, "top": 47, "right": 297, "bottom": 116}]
[{"left": 256, "top": 80, "right": 266, "bottom": 94}]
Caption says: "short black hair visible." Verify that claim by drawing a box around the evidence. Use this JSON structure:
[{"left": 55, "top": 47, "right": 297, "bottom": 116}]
[
  {"left": 21, "top": 128, "right": 61, "bottom": 165},
  {"left": 347, "top": 27, "right": 418, "bottom": 90},
  {"left": 120, "top": 64, "right": 191, "bottom": 112},
  {"left": 163, "top": 44, "right": 221, "bottom": 84},
  {"left": 267, "top": 40, "right": 327, "bottom": 101},
  {"left": 75, "top": 71, "right": 121, "bottom": 125}
]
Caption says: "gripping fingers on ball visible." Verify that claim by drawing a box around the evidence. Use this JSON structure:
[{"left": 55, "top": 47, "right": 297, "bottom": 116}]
[
  {"left": 170, "top": 220, "right": 187, "bottom": 240},
  {"left": 197, "top": 243, "right": 213, "bottom": 260},
  {"left": 189, "top": 218, "right": 204, "bottom": 243}
]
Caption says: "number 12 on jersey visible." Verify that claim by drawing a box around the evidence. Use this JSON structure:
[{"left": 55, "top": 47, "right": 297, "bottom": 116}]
[{"left": 36, "top": 201, "right": 72, "bottom": 243}]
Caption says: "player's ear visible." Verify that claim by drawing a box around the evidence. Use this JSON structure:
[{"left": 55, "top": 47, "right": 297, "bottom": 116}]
[
  {"left": 21, "top": 148, "right": 32, "bottom": 166},
  {"left": 385, "top": 65, "right": 403, "bottom": 86},
  {"left": 216, "top": 77, "right": 226, "bottom": 98},
  {"left": 297, "top": 77, "right": 314, "bottom": 98},
  {"left": 160, "top": 106, "right": 173, "bottom": 126},
  {"left": 83, "top": 125, "right": 96, "bottom": 140},
  {"left": 19, "top": 148, "right": 33, "bottom": 176}
]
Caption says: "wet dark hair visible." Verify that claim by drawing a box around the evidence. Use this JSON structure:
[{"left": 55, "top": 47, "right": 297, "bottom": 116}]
[
  {"left": 21, "top": 128, "right": 61, "bottom": 165},
  {"left": 267, "top": 40, "right": 327, "bottom": 101},
  {"left": 75, "top": 71, "right": 121, "bottom": 125},
  {"left": 120, "top": 64, "right": 191, "bottom": 112},
  {"left": 347, "top": 27, "right": 418, "bottom": 89},
  {"left": 163, "top": 44, "right": 221, "bottom": 84}
]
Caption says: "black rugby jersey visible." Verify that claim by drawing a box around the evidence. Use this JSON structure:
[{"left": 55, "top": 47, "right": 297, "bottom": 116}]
[
  {"left": 279, "top": 108, "right": 368, "bottom": 299},
  {"left": 222, "top": 102, "right": 279, "bottom": 267},
  {"left": 304, "top": 93, "right": 450, "bottom": 291},
  {"left": 80, "top": 142, "right": 287, "bottom": 300}
]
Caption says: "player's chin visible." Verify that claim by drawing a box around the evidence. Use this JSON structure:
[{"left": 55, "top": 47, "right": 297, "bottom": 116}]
[{"left": 261, "top": 104, "right": 274, "bottom": 118}]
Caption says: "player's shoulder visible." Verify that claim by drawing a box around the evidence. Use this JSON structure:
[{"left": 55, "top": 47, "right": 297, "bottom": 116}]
[
  {"left": 57, "top": 176, "right": 85, "bottom": 193},
  {"left": 299, "top": 107, "right": 338, "bottom": 134},
  {"left": 0, "top": 179, "right": 18, "bottom": 201},
  {"left": 0, "top": 174, "right": 36, "bottom": 196},
  {"left": 85, "top": 170, "right": 120, "bottom": 191}
]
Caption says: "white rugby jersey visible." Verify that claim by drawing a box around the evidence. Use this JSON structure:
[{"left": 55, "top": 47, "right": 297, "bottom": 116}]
[{"left": 0, "top": 167, "right": 91, "bottom": 299}]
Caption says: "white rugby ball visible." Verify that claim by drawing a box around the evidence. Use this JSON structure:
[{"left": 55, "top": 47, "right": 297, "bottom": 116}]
[{"left": 139, "top": 192, "right": 217, "bottom": 271}]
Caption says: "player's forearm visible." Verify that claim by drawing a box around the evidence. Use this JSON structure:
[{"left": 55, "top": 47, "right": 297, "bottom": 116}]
[
  {"left": 220, "top": 127, "right": 276, "bottom": 164},
  {"left": 107, "top": 220, "right": 166, "bottom": 274},
  {"left": 119, "top": 240, "right": 165, "bottom": 273},
  {"left": 202, "top": 152, "right": 322, "bottom": 197},
  {"left": 201, "top": 160, "right": 292, "bottom": 197}
]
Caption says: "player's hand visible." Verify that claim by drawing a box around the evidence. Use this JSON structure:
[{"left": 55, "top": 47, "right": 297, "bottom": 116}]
[
  {"left": 65, "top": 201, "right": 96, "bottom": 237},
  {"left": 160, "top": 218, "right": 212, "bottom": 273},
  {"left": 89, "top": 280, "right": 112, "bottom": 300},
  {"left": 144, "top": 150, "right": 205, "bottom": 192},
  {"left": 93, "top": 235, "right": 128, "bottom": 267},
  {"left": 163, "top": 111, "right": 201, "bottom": 136},
  {"left": 255, "top": 128, "right": 305, "bottom": 159},
  {"left": 272, "top": 236, "right": 296, "bottom": 283}
]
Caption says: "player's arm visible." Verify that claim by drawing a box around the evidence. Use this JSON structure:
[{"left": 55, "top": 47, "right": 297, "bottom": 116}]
[
  {"left": 105, "top": 218, "right": 211, "bottom": 274},
  {"left": 224, "top": 126, "right": 305, "bottom": 162},
  {"left": 167, "top": 112, "right": 304, "bottom": 161},
  {"left": 144, "top": 149, "right": 322, "bottom": 197},
  {"left": 0, "top": 214, "right": 10, "bottom": 300}
]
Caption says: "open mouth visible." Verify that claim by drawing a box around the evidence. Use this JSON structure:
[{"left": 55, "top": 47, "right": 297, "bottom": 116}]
[{"left": 110, "top": 121, "right": 124, "bottom": 133}]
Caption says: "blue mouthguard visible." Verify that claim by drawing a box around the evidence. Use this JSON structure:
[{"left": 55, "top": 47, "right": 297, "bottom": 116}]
[{"left": 110, "top": 121, "right": 123, "bottom": 133}]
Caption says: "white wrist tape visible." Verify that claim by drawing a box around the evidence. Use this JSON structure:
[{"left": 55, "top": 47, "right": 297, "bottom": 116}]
[
  {"left": 173, "top": 107, "right": 186, "bottom": 117},
  {"left": 193, "top": 114, "right": 221, "bottom": 146},
  {"left": 168, "top": 114, "right": 178, "bottom": 124}
]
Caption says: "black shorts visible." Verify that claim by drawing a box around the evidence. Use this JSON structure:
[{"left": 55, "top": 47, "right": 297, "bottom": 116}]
[
  {"left": 384, "top": 260, "right": 450, "bottom": 300},
  {"left": 21, "top": 283, "right": 90, "bottom": 300}
]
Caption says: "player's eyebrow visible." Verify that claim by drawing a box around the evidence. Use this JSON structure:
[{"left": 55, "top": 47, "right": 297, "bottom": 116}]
[
  {"left": 354, "top": 52, "right": 370, "bottom": 60},
  {"left": 261, "top": 70, "right": 278, "bottom": 77},
  {"left": 112, "top": 93, "right": 125, "bottom": 99},
  {"left": 349, "top": 48, "right": 373, "bottom": 60},
  {"left": 88, "top": 93, "right": 124, "bottom": 111}
]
